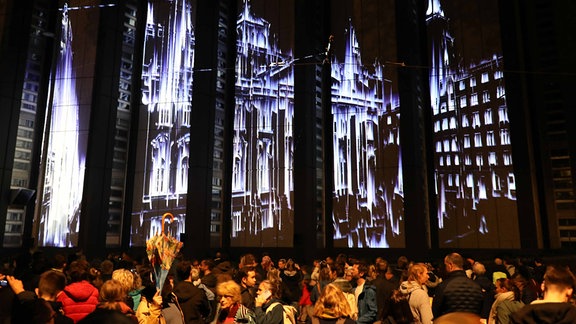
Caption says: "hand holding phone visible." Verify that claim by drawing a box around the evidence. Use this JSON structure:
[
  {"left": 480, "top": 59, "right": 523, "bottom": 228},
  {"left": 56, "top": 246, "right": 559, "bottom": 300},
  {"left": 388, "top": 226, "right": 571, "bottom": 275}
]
[{"left": 261, "top": 290, "right": 272, "bottom": 300}]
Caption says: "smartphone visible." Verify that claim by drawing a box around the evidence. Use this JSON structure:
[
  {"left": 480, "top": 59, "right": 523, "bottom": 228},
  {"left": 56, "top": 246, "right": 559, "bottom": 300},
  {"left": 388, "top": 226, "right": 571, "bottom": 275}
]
[
  {"left": 0, "top": 280, "right": 8, "bottom": 287},
  {"left": 261, "top": 289, "right": 272, "bottom": 300}
]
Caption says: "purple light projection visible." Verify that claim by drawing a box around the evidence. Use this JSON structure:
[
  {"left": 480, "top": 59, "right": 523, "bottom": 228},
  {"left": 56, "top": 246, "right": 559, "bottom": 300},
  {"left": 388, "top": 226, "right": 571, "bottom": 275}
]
[
  {"left": 231, "top": 0, "right": 295, "bottom": 247},
  {"left": 130, "top": 0, "right": 195, "bottom": 246},
  {"left": 38, "top": 4, "right": 89, "bottom": 247},
  {"left": 330, "top": 17, "right": 403, "bottom": 248},
  {"left": 427, "top": 0, "right": 520, "bottom": 248}
]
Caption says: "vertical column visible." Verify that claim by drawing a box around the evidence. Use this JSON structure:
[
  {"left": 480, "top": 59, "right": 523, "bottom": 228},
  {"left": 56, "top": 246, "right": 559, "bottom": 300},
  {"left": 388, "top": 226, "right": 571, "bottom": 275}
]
[{"left": 396, "top": 0, "right": 434, "bottom": 251}]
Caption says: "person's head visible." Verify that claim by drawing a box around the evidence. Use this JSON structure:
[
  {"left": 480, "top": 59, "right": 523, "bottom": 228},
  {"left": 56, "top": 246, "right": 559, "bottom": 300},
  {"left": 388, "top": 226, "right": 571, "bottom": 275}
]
[
  {"left": 216, "top": 280, "right": 242, "bottom": 310},
  {"left": 52, "top": 254, "right": 67, "bottom": 270},
  {"left": 350, "top": 260, "right": 368, "bottom": 280},
  {"left": 190, "top": 267, "right": 201, "bottom": 281},
  {"left": 100, "top": 260, "right": 114, "bottom": 275},
  {"left": 261, "top": 255, "right": 273, "bottom": 268},
  {"left": 472, "top": 262, "right": 486, "bottom": 277},
  {"left": 444, "top": 253, "right": 464, "bottom": 272},
  {"left": 257, "top": 279, "right": 278, "bottom": 300},
  {"left": 397, "top": 256, "right": 409, "bottom": 270},
  {"left": 239, "top": 253, "right": 257, "bottom": 269},
  {"left": 175, "top": 260, "right": 193, "bottom": 282},
  {"left": 407, "top": 263, "right": 429, "bottom": 285},
  {"left": 494, "top": 257, "right": 503, "bottom": 266},
  {"left": 112, "top": 268, "right": 134, "bottom": 295},
  {"left": 542, "top": 265, "right": 575, "bottom": 301},
  {"left": 67, "top": 259, "right": 91, "bottom": 283},
  {"left": 277, "top": 259, "right": 287, "bottom": 270},
  {"left": 200, "top": 259, "right": 214, "bottom": 273},
  {"left": 313, "top": 283, "right": 353, "bottom": 318},
  {"left": 236, "top": 266, "right": 257, "bottom": 288},
  {"left": 36, "top": 270, "right": 67, "bottom": 301},
  {"left": 98, "top": 279, "right": 126, "bottom": 310}
]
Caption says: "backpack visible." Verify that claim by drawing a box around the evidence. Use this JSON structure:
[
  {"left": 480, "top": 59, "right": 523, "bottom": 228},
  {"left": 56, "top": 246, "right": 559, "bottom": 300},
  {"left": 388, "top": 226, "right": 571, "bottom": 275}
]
[
  {"left": 386, "top": 289, "right": 414, "bottom": 324},
  {"left": 266, "top": 302, "right": 298, "bottom": 324}
]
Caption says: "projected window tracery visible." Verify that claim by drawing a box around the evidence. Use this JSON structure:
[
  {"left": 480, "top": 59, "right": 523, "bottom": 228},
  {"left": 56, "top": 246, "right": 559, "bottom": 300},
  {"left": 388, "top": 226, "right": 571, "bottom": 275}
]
[
  {"left": 427, "top": 0, "right": 520, "bottom": 248},
  {"left": 231, "top": 0, "right": 295, "bottom": 247},
  {"left": 131, "top": 0, "right": 195, "bottom": 245}
]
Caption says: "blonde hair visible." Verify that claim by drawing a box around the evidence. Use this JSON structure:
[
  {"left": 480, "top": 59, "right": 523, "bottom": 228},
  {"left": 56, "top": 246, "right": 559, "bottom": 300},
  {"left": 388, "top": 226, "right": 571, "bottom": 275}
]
[
  {"left": 313, "top": 283, "right": 352, "bottom": 318},
  {"left": 112, "top": 269, "right": 134, "bottom": 294},
  {"left": 216, "top": 280, "right": 242, "bottom": 303},
  {"left": 98, "top": 279, "right": 125, "bottom": 310},
  {"left": 407, "top": 263, "right": 428, "bottom": 282}
]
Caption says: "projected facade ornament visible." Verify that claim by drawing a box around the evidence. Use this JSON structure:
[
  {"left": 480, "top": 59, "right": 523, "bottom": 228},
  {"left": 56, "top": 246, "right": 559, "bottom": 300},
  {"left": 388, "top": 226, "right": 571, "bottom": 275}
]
[
  {"left": 427, "top": 0, "right": 519, "bottom": 247},
  {"left": 131, "top": 0, "right": 194, "bottom": 245},
  {"left": 331, "top": 21, "right": 403, "bottom": 248},
  {"left": 231, "top": 0, "right": 294, "bottom": 247},
  {"left": 38, "top": 5, "right": 85, "bottom": 247}
]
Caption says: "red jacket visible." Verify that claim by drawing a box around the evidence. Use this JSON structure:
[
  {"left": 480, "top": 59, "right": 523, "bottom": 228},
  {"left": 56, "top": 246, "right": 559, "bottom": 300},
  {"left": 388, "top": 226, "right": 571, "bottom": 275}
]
[{"left": 57, "top": 280, "right": 99, "bottom": 323}]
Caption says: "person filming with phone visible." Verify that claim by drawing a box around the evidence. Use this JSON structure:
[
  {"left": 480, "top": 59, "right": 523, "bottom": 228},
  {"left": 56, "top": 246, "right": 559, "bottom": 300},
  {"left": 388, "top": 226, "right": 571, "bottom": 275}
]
[{"left": 254, "top": 280, "right": 284, "bottom": 324}]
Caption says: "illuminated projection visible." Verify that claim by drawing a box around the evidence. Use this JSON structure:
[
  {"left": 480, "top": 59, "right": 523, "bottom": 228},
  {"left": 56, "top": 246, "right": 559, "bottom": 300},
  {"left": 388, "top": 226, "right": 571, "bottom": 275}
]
[
  {"left": 427, "top": 0, "right": 520, "bottom": 248},
  {"left": 130, "top": 0, "right": 195, "bottom": 246},
  {"left": 38, "top": 4, "right": 93, "bottom": 247},
  {"left": 231, "top": 0, "right": 295, "bottom": 247},
  {"left": 331, "top": 2, "right": 403, "bottom": 248}
]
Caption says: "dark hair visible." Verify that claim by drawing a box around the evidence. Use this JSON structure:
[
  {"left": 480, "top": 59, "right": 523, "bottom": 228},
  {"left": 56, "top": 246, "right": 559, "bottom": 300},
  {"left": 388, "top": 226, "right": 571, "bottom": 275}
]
[
  {"left": 68, "top": 259, "right": 90, "bottom": 282},
  {"left": 38, "top": 270, "right": 67, "bottom": 298},
  {"left": 176, "top": 261, "right": 192, "bottom": 282},
  {"left": 445, "top": 253, "right": 464, "bottom": 269},
  {"left": 235, "top": 266, "right": 256, "bottom": 284},
  {"left": 544, "top": 265, "right": 576, "bottom": 291}
]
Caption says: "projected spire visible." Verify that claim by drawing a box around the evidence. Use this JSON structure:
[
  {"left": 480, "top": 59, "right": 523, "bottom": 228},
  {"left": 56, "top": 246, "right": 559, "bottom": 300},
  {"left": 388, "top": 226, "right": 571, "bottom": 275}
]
[{"left": 39, "top": 5, "right": 84, "bottom": 247}]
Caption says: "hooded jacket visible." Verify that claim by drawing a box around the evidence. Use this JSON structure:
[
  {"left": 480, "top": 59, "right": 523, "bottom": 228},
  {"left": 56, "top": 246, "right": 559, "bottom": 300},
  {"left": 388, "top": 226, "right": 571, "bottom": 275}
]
[
  {"left": 510, "top": 301, "right": 576, "bottom": 324},
  {"left": 399, "top": 280, "right": 433, "bottom": 324},
  {"left": 57, "top": 280, "right": 99, "bottom": 323},
  {"left": 173, "top": 281, "right": 211, "bottom": 324}
]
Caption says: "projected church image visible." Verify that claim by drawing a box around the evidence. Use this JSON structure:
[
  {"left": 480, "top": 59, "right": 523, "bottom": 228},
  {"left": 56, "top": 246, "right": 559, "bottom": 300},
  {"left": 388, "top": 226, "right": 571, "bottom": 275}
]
[
  {"left": 130, "top": 0, "right": 195, "bottom": 246},
  {"left": 427, "top": 0, "right": 520, "bottom": 248},
  {"left": 231, "top": 0, "right": 295, "bottom": 247}
]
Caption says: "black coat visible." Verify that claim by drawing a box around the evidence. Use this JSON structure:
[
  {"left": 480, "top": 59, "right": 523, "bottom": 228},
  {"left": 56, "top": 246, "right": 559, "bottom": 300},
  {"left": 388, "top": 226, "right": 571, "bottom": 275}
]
[
  {"left": 432, "top": 270, "right": 483, "bottom": 318},
  {"left": 173, "top": 281, "right": 211, "bottom": 324}
]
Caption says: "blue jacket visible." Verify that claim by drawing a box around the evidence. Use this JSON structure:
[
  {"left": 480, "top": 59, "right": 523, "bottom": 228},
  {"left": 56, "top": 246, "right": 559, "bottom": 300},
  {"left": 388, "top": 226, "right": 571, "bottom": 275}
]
[{"left": 356, "top": 282, "right": 378, "bottom": 324}]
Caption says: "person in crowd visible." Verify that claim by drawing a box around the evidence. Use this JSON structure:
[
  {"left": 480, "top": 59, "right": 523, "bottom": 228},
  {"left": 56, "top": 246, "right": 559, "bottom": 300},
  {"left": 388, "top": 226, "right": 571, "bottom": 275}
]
[
  {"left": 81, "top": 279, "right": 137, "bottom": 323},
  {"left": 329, "top": 263, "right": 357, "bottom": 319},
  {"left": 349, "top": 259, "right": 377, "bottom": 324},
  {"left": 173, "top": 260, "right": 211, "bottom": 324},
  {"left": 488, "top": 278, "right": 524, "bottom": 324},
  {"left": 236, "top": 266, "right": 257, "bottom": 311},
  {"left": 277, "top": 259, "right": 287, "bottom": 271},
  {"left": 432, "top": 253, "right": 483, "bottom": 318},
  {"left": 4, "top": 270, "right": 73, "bottom": 324},
  {"left": 280, "top": 258, "right": 303, "bottom": 307},
  {"left": 51, "top": 254, "right": 68, "bottom": 273},
  {"left": 510, "top": 265, "right": 576, "bottom": 323},
  {"left": 135, "top": 266, "right": 165, "bottom": 324},
  {"left": 398, "top": 263, "right": 433, "bottom": 324},
  {"left": 255, "top": 255, "right": 273, "bottom": 283},
  {"left": 112, "top": 268, "right": 137, "bottom": 310},
  {"left": 239, "top": 254, "right": 258, "bottom": 270},
  {"left": 254, "top": 279, "right": 284, "bottom": 324},
  {"left": 395, "top": 256, "right": 410, "bottom": 282},
  {"left": 100, "top": 259, "right": 114, "bottom": 283},
  {"left": 305, "top": 283, "right": 356, "bottom": 324},
  {"left": 472, "top": 262, "right": 496, "bottom": 321},
  {"left": 200, "top": 259, "right": 218, "bottom": 293},
  {"left": 57, "top": 259, "right": 100, "bottom": 323},
  {"left": 370, "top": 258, "right": 396, "bottom": 323},
  {"left": 532, "top": 258, "right": 546, "bottom": 287},
  {"left": 213, "top": 280, "right": 255, "bottom": 324},
  {"left": 491, "top": 258, "right": 510, "bottom": 284},
  {"left": 504, "top": 258, "right": 516, "bottom": 277},
  {"left": 192, "top": 267, "right": 217, "bottom": 322},
  {"left": 510, "top": 271, "right": 538, "bottom": 305},
  {"left": 298, "top": 273, "right": 314, "bottom": 323}
]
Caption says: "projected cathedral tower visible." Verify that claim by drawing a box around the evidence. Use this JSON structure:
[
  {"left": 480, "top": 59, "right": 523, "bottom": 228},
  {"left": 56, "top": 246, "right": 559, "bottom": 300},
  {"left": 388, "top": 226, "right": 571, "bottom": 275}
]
[
  {"left": 427, "top": 0, "right": 520, "bottom": 247},
  {"left": 131, "top": 0, "right": 195, "bottom": 245},
  {"left": 231, "top": 1, "right": 295, "bottom": 247}
]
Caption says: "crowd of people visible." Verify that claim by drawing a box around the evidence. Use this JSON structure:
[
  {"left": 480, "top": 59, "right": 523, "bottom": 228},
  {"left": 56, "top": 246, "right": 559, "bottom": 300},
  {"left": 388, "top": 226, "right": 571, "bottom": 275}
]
[{"left": 1, "top": 249, "right": 575, "bottom": 323}]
